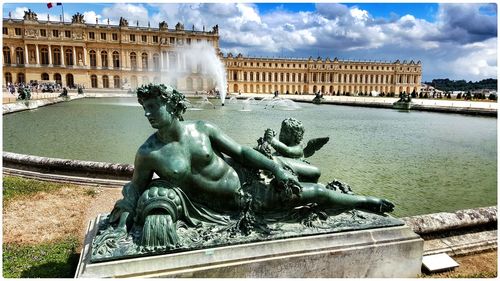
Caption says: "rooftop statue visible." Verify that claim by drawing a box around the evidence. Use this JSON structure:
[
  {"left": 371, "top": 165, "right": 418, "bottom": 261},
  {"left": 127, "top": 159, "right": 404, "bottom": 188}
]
[
  {"left": 71, "top": 12, "right": 85, "bottom": 24},
  {"left": 92, "top": 84, "right": 396, "bottom": 260},
  {"left": 119, "top": 17, "right": 128, "bottom": 27},
  {"left": 23, "top": 9, "right": 38, "bottom": 21}
]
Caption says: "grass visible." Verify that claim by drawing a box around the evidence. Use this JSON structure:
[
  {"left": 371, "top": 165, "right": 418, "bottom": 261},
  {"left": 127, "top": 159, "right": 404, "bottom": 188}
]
[
  {"left": 3, "top": 176, "right": 73, "bottom": 203},
  {"left": 2, "top": 176, "right": 92, "bottom": 278},
  {"left": 3, "top": 237, "right": 80, "bottom": 278}
]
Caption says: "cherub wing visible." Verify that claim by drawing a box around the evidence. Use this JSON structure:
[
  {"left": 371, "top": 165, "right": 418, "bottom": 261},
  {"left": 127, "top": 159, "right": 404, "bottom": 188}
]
[{"left": 303, "top": 137, "right": 330, "bottom": 158}]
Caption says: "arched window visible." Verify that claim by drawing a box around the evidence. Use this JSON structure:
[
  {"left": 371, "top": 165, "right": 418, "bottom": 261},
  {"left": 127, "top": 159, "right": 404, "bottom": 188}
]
[
  {"left": 89, "top": 50, "right": 96, "bottom": 67},
  {"left": 66, "top": 74, "right": 74, "bottom": 88},
  {"left": 153, "top": 54, "right": 160, "bottom": 71},
  {"left": 17, "top": 73, "right": 25, "bottom": 83},
  {"left": 91, "top": 74, "right": 98, "bottom": 88},
  {"left": 65, "top": 48, "right": 73, "bottom": 65},
  {"left": 130, "top": 52, "right": 137, "bottom": 69},
  {"left": 141, "top": 53, "right": 148, "bottom": 70},
  {"left": 5, "top": 72, "right": 12, "bottom": 84},
  {"left": 113, "top": 75, "right": 120, "bottom": 88},
  {"left": 53, "top": 48, "right": 61, "bottom": 65},
  {"left": 41, "top": 73, "right": 49, "bottom": 80},
  {"left": 54, "top": 73, "right": 62, "bottom": 85},
  {"left": 112, "top": 51, "right": 120, "bottom": 68},
  {"left": 131, "top": 76, "right": 137, "bottom": 88},
  {"left": 40, "top": 48, "right": 49, "bottom": 64},
  {"left": 15, "top": 47, "right": 24, "bottom": 64},
  {"left": 101, "top": 51, "right": 108, "bottom": 68},
  {"left": 3, "top": 47, "right": 11, "bottom": 64},
  {"left": 102, "top": 75, "right": 109, "bottom": 88},
  {"left": 243, "top": 72, "right": 247, "bottom": 81}
]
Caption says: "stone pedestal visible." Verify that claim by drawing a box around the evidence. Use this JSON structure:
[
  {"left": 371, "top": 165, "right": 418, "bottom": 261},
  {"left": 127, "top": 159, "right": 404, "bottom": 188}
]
[{"left": 76, "top": 215, "right": 423, "bottom": 278}]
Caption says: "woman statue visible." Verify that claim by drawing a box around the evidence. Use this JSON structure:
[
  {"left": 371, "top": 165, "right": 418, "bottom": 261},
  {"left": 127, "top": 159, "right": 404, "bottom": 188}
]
[{"left": 106, "top": 84, "right": 394, "bottom": 250}]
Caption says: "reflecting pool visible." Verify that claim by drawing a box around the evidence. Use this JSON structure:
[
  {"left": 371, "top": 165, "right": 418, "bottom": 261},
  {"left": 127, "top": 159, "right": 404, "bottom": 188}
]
[{"left": 3, "top": 97, "right": 497, "bottom": 217}]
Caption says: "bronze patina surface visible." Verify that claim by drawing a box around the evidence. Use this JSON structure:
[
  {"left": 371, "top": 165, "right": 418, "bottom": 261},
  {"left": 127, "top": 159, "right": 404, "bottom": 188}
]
[{"left": 91, "top": 84, "right": 398, "bottom": 262}]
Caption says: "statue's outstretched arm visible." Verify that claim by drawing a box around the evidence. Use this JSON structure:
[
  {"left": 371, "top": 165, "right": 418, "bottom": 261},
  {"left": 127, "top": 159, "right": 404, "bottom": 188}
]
[{"left": 203, "top": 122, "right": 300, "bottom": 187}]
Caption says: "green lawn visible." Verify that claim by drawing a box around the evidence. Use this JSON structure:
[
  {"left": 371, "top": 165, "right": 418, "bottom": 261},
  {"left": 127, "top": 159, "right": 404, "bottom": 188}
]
[
  {"left": 3, "top": 176, "right": 82, "bottom": 278},
  {"left": 3, "top": 238, "right": 80, "bottom": 278}
]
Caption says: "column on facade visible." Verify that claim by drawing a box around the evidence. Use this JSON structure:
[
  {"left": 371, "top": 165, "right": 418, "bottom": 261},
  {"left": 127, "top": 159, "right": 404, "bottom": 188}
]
[
  {"left": 48, "top": 45, "right": 52, "bottom": 65},
  {"left": 73, "top": 46, "right": 77, "bottom": 66},
  {"left": 160, "top": 51, "right": 164, "bottom": 71},
  {"left": 24, "top": 44, "right": 29, "bottom": 64},
  {"left": 96, "top": 49, "right": 102, "bottom": 68},
  {"left": 61, "top": 46, "right": 65, "bottom": 67},
  {"left": 35, "top": 44, "right": 40, "bottom": 64},
  {"left": 165, "top": 52, "right": 169, "bottom": 70},
  {"left": 83, "top": 47, "right": 87, "bottom": 66}
]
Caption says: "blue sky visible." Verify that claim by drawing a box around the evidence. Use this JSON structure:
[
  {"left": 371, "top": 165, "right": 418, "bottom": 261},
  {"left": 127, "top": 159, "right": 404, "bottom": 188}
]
[{"left": 3, "top": 3, "right": 497, "bottom": 81}]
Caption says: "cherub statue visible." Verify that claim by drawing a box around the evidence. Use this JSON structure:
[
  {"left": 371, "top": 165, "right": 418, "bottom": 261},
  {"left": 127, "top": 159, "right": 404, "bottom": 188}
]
[{"left": 258, "top": 118, "right": 329, "bottom": 183}]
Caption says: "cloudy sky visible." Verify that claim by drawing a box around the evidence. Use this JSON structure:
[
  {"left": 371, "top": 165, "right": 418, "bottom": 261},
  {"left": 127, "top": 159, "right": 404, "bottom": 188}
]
[{"left": 3, "top": 2, "right": 497, "bottom": 81}]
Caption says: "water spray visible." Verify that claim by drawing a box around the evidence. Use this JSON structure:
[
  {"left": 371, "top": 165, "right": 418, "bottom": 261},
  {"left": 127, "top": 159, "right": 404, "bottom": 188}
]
[{"left": 173, "top": 42, "right": 227, "bottom": 106}]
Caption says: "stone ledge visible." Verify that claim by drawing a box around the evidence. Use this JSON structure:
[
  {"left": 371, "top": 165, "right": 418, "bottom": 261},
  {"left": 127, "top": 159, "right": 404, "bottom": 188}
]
[{"left": 76, "top": 215, "right": 423, "bottom": 278}]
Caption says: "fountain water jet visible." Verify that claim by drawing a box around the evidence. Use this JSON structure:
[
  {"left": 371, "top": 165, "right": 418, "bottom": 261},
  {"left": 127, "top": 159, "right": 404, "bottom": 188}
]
[{"left": 173, "top": 42, "right": 227, "bottom": 106}]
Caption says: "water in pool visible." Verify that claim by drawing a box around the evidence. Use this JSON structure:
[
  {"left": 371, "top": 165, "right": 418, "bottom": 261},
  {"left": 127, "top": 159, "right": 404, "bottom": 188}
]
[{"left": 3, "top": 97, "right": 497, "bottom": 217}]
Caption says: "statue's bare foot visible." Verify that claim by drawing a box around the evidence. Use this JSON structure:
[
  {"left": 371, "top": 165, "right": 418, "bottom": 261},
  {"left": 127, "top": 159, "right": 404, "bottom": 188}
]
[{"left": 363, "top": 197, "right": 395, "bottom": 214}]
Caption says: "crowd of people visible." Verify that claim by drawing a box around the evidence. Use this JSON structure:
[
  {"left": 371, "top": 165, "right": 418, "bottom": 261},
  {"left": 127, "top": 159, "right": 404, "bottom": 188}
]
[{"left": 5, "top": 81, "right": 64, "bottom": 97}]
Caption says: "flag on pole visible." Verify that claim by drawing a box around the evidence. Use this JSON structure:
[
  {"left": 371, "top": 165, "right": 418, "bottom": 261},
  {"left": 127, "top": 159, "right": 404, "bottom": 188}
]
[{"left": 47, "top": 3, "right": 61, "bottom": 9}]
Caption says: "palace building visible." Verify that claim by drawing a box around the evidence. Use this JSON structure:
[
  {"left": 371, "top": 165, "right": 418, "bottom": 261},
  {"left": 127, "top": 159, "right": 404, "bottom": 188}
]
[{"left": 3, "top": 10, "right": 421, "bottom": 95}]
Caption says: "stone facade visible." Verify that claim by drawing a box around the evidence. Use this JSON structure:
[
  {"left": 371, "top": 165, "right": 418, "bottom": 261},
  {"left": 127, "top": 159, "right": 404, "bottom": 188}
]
[
  {"left": 225, "top": 54, "right": 421, "bottom": 95},
  {"left": 2, "top": 11, "right": 220, "bottom": 90},
  {"left": 3, "top": 11, "right": 421, "bottom": 95}
]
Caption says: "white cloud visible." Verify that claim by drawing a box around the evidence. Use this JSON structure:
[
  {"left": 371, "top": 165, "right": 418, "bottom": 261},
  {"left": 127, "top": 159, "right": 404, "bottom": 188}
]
[{"left": 450, "top": 38, "right": 497, "bottom": 79}]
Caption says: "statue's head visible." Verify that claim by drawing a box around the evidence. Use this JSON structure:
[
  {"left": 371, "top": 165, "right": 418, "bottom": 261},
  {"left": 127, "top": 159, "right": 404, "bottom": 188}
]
[
  {"left": 279, "top": 118, "right": 304, "bottom": 145},
  {"left": 137, "top": 83, "right": 187, "bottom": 120}
]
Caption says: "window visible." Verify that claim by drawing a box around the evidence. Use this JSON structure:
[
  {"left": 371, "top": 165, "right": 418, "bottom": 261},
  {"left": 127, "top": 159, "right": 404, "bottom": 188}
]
[
  {"left": 89, "top": 32, "right": 95, "bottom": 39},
  {"left": 3, "top": 27, "right": 8, "bottom": 35},
  {"left": 65, "top": 48, "right": 73, "bottom": 65},
  {"left": 130, "top": 34, "right": 135, "bottom": 42},
  {"left": 91, "top": 75, "right": 97, "bottom": 88},
  {"left": 170, "top": 37, "right": 175, "bottom": 44},
  {"left": 102, "top": 75, "right": 109, "bottom": 88},
  {"left": 40, "top": 48, "right": 49, "bottom": 64},
  {"left": 113, "top": 51, "right": 120, "bottom": 68},
  {"left": 15, "top": 47, "right": 24, "bottom": 64},
  {"left": 197, "top": 39, "right": 201, "bottom": 43},
  {"left": 65, "top": 30, "right": 71, "bottom": 38},
  {"left": 186, "top": 38, "right": 191, "bottom": 45},
  {"left": 141, "top": 53, "right": 148, "bottom": 70},
  {"left": 40, "top": 29, "right": 46, "bottom": 37},
  {"left": 53, "top": 48, "right": 61, "bottom": 65},
  {"left": 15, "top": 28, "right": 21, "bottom": 35},
  {"left": 3, "top": 47, "right": 11, "bottom": 64},
  {"left": 53, "top": 30, "right": 59, "bottom": 37},
  {"left": 114, "top": 75, "right": 120, "bottom": 88},
  {"left": 152, "top": 35, "right": 158, "bottom": 43},
  {"left": 89, "top": 50, "right": 96, "bottom": 67},
  {"left": 101, "top": 51, "right": 108, "bottom": 67},
  {"left": 142, "top": 35, "right": 147, "bottom": 42},
  {"left": 100, "top": 33, "right": 106, "bottom": 40},
  {"left": 130, "top": 52, "right": 137, "bottom": 69},
  {"left": 112, "top": 33, "right": 118, "bottom": 41}
]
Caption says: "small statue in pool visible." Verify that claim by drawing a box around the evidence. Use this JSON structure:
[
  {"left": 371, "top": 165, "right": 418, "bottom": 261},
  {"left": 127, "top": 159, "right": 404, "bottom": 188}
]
[
  {"left": 96, "top": 83, "right": 394, "bottom": 256},
  {"left": 256, "top": 118, "right": 329, "bottom": 183},
  {"left": 59, "top": 87, "right": 68, "bottom": 98},
  {"left": 312, "top": 92, "right": 324, "bottom": 104},
  {"left": 17, "top": 87, "right": 31, "bottom": 101}
]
